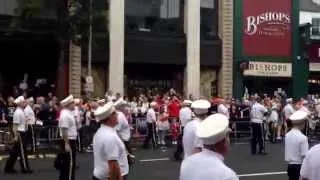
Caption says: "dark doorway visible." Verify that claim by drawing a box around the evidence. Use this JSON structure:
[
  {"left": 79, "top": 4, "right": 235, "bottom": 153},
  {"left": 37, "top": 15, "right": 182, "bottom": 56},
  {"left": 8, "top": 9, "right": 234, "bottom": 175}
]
[{"left": 0, "top": 33, "right": 60, "bottom": 97}]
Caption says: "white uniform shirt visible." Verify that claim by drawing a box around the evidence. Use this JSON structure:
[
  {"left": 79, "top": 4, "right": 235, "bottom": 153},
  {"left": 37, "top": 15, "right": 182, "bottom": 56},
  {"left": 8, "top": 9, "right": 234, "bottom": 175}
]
[
  {"left": 180, "top": 149, "right": 238, "bottom": 180},
  {"left": 93, "top": 125, "right": 129, "bottom": 178},
  {"left": 183, "top": 118, "right": 203, "bottom": 159},
  {"left": 179, "top": 107, "right": 192, "bottom": 127},
  {"left": 146, "top": 108, "right": 156, "bottom": 123},
  {"left": 250, "top": 102, "right": 268, "bottom": 124},
  {"left": 24, "top": 105, "right": 36, "bottom": 125},
  {"left": 115, "top": 111, "right": 131, "bottom": 141},
  {"left": 59, "top": 109, "right": 78, "bottom": 140},
  {"left": 218, "top": 104, "right": 230, "bottom": 119},
  {"left": 73, "top": 106, "right": 81, "bottom": 129},
  {"left": 13, "top": 107, "right": 28, "bottom": 132},
  {"left": 285, "top": 128, "right": 308, "bottom": 164},
  {"left": 300, "top": 144, "right": 320, "bottom": 180},
  {"left": 300, "top": 106, "right": 310, "bottom": 115},
  {"left": 283, "top": 104, "right": 295, "bottom": 120}
]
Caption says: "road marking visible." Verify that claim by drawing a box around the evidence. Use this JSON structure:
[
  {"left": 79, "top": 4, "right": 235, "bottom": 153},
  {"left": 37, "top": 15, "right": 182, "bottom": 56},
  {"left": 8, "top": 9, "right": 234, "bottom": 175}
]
[
  {"left": 139, "top": 158, "right": 170, "bottom": 162},
  {"left": 0, "top": 154, "right": 57, "bottom": 161},
  {"left": 238, "top": 171, "right": 286, "bottom": 177}
]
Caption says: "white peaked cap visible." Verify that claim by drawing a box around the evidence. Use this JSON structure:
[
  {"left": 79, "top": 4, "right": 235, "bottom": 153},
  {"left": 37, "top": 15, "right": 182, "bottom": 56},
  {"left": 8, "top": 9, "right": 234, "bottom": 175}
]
[
  {"left": 150, "top": 101, "right": 157, "bottom": 107},
  {"left": 289, "top": 110, "right": 308, "bottom": 124},
  {"left": 286, "top": 98, "right": 293, "bottom": 103},
  {"left": 183, "top": 100, "right": 193, "bottom": 105},
  {"left": 197, "top": 113, "right": 230, "bottom": 145},
  {"left": 94, "top": 102, "right": 116, "bottom": 122},
  {"left": 74, "top": 98, "right": 81, "bottom": 104},
  {"left": 191, "top": 99, "right": 211, "bottom": 115},
  {"left": 114, "top": 98, "right": 128, "bottom": 108},
  {"left": 97, "top": 99, "right": 106, "bottom": 104},
  {"left": 60, "top": 95, "right": 74, "bottom": 106},
  {"left": 27, "top": 97, "right": 34, "bottom": 102},
  {"left": 14, "top": 96, "right": 25, "bottom": 104}
]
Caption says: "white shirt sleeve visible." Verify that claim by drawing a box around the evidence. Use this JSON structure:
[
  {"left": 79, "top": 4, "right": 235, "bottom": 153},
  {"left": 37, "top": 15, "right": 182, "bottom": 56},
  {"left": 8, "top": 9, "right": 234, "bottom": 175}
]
[
  {"left": 59, "top": 115, "right": 69, "bottom": 129},
  {"left": 105, "top": 138, "right": 120, "bottom": 161},
  {"left": 300, "top": 137, "right": 309, "bottom": 158},
  {"left": 13, "top": 111, "right": 22, "bottom": 124},
  {"left": 300, "top": 154, "right": 310, "bottom": 179}
]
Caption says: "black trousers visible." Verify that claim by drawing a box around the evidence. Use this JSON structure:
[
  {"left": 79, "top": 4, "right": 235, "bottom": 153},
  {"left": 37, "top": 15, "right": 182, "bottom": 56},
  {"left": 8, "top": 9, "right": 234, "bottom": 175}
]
[
  {"left": 287, "top": 164, "right": 301, "bottom": 180},
  {"left": 27, "top": 125, "right": 37, "bottom": 153},
  {"left": 251, "top": 122, "right": 264, "bottom": 154},
  {"left": 5, "top": 132, "right": 31, "bottom": 171},
  {"left": 56, "top": 140, "right": 77, "bottom": 180},
  {"left": 174, "top": 127, "right": 184, "bottom": 160},
  {"left": 143, "top": 123, "right": 156, "bottom": 148}
]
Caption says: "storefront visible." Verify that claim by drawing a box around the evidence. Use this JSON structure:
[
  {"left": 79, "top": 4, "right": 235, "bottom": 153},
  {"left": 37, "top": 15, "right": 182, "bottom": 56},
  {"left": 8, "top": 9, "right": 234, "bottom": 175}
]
[
  {"left": 308, "top": 43, "right": 320, "bottom": 94},
  {"left": 233, "top": 0, "right": 302, "bottom": 99}
]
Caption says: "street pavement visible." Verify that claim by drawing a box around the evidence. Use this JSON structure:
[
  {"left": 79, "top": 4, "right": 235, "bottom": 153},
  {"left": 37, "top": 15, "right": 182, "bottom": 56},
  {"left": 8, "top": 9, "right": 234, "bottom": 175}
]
[{"left": 0, "top": 142, "right": 303, "bottom": 180}]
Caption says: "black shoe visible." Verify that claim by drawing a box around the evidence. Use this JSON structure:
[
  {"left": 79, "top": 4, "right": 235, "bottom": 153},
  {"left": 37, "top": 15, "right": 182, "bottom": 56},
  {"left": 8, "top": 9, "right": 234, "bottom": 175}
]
[
  {"left": 4, "top": 169, "right": 18, "bottom": 174},
  {"left": 21, "top": 169, "right": 33, "bottom": 174},
  {"left": 258, "top": 151, "right": 267, "bottom": 155}
]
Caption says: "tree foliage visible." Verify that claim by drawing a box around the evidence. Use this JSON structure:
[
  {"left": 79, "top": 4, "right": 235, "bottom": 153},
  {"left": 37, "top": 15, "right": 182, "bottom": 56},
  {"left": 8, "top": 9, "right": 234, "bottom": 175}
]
[{"left": 11, "top": 0, "right": 109, "bottom": 45}]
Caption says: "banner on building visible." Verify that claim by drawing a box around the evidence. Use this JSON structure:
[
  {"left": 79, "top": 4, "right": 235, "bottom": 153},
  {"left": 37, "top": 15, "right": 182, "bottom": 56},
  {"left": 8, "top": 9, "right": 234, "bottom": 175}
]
[
  {"left": 243, "top": 0, "right": 292, "bottom": 57},
  {"left": 243, "top": 61, "right": 292, "bottom": 77}
]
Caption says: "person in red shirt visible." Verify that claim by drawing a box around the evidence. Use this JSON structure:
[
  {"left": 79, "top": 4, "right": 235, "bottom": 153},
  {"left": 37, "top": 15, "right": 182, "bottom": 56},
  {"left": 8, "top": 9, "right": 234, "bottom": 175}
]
[{"left": 167, "top": 96, "right": 181, "bottom": 121}]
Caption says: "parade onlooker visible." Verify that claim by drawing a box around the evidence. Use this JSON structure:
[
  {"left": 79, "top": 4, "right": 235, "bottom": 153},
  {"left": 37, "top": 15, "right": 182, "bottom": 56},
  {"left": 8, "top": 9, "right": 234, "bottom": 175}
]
[{"left": 157, "top": 107, "right": 170, "bottom": 146}]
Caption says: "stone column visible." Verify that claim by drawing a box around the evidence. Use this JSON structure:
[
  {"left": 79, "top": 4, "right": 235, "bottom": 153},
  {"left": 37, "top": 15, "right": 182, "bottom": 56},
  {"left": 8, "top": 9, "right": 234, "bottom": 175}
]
[
  {"left": 108, "top": 0, "right": 125, "bottom": 95},
  {"left": 218, "top": 0, "right": 233, "bottom": 98},
  {"left": 69, "top": 42, "right": 82, "bottom": 98},
  {"left": 184, "top": 0, "right": 200, "bottom": 98}
]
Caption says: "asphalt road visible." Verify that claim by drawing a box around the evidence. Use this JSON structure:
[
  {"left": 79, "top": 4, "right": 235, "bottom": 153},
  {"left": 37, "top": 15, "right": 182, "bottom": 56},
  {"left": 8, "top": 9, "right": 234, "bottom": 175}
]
[{"left": 0, "top": 143, "right": 296, "bottom": 180}]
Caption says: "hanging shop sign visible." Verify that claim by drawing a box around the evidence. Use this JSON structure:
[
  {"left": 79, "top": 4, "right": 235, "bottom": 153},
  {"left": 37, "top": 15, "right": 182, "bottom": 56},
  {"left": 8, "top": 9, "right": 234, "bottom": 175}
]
[
  {"left": 243, "top": 0, "right": 292, "bottom": 57},
  {"left": 243, "top": 61, "right": 292, "bottom": 77}
]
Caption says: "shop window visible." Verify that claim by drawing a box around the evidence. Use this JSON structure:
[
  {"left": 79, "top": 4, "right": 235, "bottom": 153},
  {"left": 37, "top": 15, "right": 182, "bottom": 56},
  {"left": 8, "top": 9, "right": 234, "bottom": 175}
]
[
  {"left": 125, "top": 0, "right": 184, "bottom": 34},
  {"left": 200, "top": 0, "right": 218, "bottom": 39},
  {"left": 311, "top": 18, "right": 320, "bottom": 36}
]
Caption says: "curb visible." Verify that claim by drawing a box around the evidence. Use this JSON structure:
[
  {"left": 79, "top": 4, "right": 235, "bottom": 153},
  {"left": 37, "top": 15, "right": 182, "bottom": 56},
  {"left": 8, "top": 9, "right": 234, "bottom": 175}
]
[{"left": 0, "top": 154, "right": 57, "bottom": 161}]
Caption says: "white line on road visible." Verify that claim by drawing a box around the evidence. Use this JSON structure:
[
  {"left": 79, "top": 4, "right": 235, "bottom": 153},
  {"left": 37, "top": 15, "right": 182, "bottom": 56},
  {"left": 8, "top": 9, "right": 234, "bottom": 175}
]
[
  {"left": 238, "top": 171, "right": 286, "bottom": 177},
  {"left": 139, "top": 158, "right": 170, "bottom": 162}
]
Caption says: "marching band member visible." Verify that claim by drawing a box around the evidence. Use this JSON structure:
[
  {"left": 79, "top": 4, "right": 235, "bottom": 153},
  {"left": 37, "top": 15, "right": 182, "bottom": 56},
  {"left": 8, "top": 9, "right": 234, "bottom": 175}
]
[
  {"left": 283, "top": 98, "right": 295, "bottom": 134},
  {"left": 114, "top": 98, "right": 135, "bottom": 161},
  {"left": 174, "top": 100, "right": 192, "bottom": 160},
  {"left": 285, "top": 110, "right": 309, "bottom": 180},
  {"left": 250, "top": 96, "right": 268, "bottom": 155},
  {"left": 4, "top": 96, "right": 33, "bottom": 174},
  {"left": 93, "top": 102, "right": 129, "bottom": 180},
  {"left": 180, "top": 114, "right": 238, "bottom": 180},
  {"left": 142, "top": 102, "right": 158, "bottom": 149},
  {"left": 56, "top": 95, "right": 78, "bottom": 180},
  {"left": 25, "top": 97, "right": 36, "bottom": 153},
  {"left": 183, "top": 99, "right": 211, "bottom": 159}
]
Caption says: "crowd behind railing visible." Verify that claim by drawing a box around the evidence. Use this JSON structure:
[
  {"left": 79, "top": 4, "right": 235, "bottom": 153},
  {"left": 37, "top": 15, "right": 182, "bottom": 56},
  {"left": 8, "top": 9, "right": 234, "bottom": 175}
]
[{"left": 1, "top": 88, "right": 320, "bottom": 154}]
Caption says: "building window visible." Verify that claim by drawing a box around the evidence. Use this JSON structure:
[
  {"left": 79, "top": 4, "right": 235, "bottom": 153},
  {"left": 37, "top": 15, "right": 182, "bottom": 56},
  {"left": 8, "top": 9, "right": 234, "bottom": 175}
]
[
  {"left": 125, "top": 0, "right": 184, "bottom": 34},
  {"left": 312, "top": 18, "right": 320, "bottom": 36},
  {"left": 200, "top": 0, "right": 218, "bottom": 39}
]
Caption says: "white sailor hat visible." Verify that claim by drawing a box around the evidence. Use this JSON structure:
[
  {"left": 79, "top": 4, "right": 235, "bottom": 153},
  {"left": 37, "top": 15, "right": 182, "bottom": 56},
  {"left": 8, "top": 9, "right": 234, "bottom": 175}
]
[
  {"left": 289, "top": 110, "right": 308, "bottom": 124},
  {"left": 191, "top": 99, "right": 211, "bottom": 115},
  {"left": 14, "top": 96, "right": 25, "bottom": 104},
  {"left": 183, "top": 100, "right": 192, "bottom": 105},
  {"left": 94, "top": 102, "right": 116, "bottom": 122},
  {"left": 114, "top": 98, "right": 128, "bottom": 108},
  {"left": 27, "top": 97, "right": 34, "bottom": 102},
  {"left": 97, "top": 99, "right": 106, "bottom": 104},
  {"left": 60, "top": 95, "right": 74, "bottom": 106},
  {"left": 197, "top": 113, "right": 230, "bottom": 145},
  {"left": 74, "top": 98, "right": 81, "bottom": 104},
  {"left": 303, "top": 100, "right": 308, "bottom": 105},
  {"left": 286, "top": 98, "right": 293, "bottom": 103},
  {"left": 150, "top": 101, "right": 157, "bottom": 107}
]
